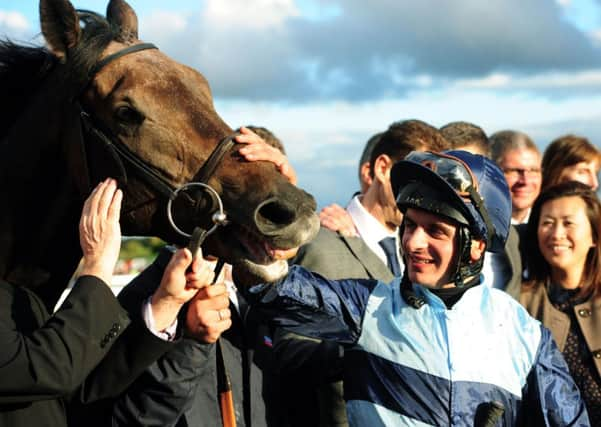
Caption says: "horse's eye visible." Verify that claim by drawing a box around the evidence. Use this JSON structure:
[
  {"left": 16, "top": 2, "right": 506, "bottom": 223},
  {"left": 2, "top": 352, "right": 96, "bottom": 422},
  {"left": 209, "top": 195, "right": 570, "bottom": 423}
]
[{"left": 115, "top": 105, "right": 144, "bottom": 126}]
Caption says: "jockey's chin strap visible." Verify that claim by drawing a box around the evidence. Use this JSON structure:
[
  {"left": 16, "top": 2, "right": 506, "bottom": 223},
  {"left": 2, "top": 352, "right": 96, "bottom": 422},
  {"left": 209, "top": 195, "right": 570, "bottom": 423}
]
[{"left": 76, "top": 42, "right": 238, "bottom": 246}]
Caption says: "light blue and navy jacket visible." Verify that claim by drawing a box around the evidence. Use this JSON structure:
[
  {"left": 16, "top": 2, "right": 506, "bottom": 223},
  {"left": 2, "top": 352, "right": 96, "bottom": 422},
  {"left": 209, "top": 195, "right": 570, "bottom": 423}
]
[{"left": 248, "top": 266, "right": 590, "bottom": 426}]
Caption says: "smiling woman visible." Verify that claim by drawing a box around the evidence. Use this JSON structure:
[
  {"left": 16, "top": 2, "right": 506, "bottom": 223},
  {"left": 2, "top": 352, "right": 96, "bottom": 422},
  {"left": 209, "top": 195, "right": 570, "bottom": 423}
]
[{"left": 521, "top": 181, "right": 601, "bottom": 425}]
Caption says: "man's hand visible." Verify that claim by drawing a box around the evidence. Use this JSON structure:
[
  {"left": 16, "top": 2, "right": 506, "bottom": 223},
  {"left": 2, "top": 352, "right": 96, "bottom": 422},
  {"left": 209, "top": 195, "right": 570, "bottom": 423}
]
[
  {"left": 236, "top": 126, "right": 298, "bottom": 185},
  {"left": 150, "top": 248, "right": 215, "bottom": 332},
  {"left": 78, "top": 178, "right": 122, "bottom": 285},
  {"left": 319, "top": 204, "right": 358, "bottom": 237},
  {"left": 185, "top": 282, "right": 232, "bottom": 343}
]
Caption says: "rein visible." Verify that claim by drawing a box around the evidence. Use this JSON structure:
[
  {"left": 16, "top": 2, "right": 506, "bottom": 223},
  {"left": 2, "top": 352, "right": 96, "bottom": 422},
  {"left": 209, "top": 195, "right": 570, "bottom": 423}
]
[{"left": 77, "top": 42, "right": 237, "bottom": 242}]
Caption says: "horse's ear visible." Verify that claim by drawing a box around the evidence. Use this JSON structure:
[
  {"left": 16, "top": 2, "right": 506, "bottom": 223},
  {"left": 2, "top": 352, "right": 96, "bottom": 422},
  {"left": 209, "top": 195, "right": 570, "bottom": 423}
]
[
  {"left": 39, "top": 0, "right": 81, "bottom": 61},
  {"left": 107, "top": 0, "right": 138, "bottom": 42}
]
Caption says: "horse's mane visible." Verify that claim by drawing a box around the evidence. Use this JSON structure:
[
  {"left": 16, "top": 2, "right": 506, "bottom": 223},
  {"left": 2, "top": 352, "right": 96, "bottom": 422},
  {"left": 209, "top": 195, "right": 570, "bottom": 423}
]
[{"left": 0, "top": 10, "right": 118, "bottom": 138}]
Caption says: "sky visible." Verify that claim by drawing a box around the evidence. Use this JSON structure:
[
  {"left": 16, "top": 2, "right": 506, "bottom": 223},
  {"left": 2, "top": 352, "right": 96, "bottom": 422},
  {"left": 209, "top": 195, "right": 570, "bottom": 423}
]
[{"left": 1, "top": 0, "right": 600, "bottom": 208}]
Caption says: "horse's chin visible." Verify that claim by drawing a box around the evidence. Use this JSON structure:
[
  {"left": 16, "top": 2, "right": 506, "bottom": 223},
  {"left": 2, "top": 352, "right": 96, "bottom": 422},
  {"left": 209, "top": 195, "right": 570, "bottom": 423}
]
[{"left": 232, "top": 259, "right": 289, "bottom": 289}]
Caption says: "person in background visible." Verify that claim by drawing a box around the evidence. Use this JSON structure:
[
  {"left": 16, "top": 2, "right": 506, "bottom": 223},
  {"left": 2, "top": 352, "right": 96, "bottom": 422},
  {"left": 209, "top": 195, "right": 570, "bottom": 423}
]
[
  {"left": 356, "top": 132, "right": 383, "bottom": 195},
  {"left": 520, "top": 181, "right": 601, "bottom": 425},
  {"left": 541, "top": 134, "right": 600, "bottom": 192},
  {"left": 440, "top": 121, "right": 490, "bottom": 157},
  {"left": 440, "top": 121, "right": 522, "bottom": 298},
  {"left": 0, "top": 179, "right": 214, "bottom": 427},
  {"left": 245, "top": 150, "right": 589, "bottom": 426},
  {"left": 490, "top": 130, "right": 542, "bottom": 225},
  {"left": 277, "top": 120, "right": 450, "bottom": 427}
]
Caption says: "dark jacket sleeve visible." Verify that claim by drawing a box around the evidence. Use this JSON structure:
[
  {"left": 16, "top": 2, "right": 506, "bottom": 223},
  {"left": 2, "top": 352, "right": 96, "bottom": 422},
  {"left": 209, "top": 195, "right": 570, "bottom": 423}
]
[
  {"left": 111, "top": 337, "right": 215, "bottom": 427},
  {"left": 246, "top": 265, "right": 377, "bottom": 345},
  {"left": 273, "top": 328, "right": 344, "bottom": 383},
  {"left": 110, "top": 248, "right": 216, "bottom": 427},
  {"left": 520, "top": 326, "right": 590, "bottom": 426},
  {"left": 75, "top": 316, "right": 176, "bottom": 404},
  {"left": 0, "top": 276, "right": 129, "bottom": 404}
]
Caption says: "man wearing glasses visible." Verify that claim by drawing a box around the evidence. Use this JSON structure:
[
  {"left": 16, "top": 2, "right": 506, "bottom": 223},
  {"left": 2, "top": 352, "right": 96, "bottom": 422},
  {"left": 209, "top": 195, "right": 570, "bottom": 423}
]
[
  {"left": 489, "top": 130, "right": 542, "bottom": 225},
  {"left": 244, "top": 150, "right": 588, "bottom": 426}
]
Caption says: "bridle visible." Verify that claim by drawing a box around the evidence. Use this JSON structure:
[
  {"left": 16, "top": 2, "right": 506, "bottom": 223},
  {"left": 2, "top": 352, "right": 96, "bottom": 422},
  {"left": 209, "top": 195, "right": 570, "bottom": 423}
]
[{"left": 78, "top": 42, "right": 235, "bottom": 245}]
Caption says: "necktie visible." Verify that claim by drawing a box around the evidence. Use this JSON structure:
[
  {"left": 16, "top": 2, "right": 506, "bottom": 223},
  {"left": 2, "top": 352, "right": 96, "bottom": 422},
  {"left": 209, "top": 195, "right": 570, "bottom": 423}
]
[{"left": 379, "top": 236, "right": 401, "bottom": 276}]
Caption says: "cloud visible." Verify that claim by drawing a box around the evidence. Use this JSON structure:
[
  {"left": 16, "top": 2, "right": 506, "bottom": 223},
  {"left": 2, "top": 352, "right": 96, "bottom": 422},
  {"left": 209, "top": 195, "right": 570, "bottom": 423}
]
[
  {"left": 135, "top": 0, "right": 601, "bottom": 102},
  {"left": 591, "top": 28, "right": 601, "bottom": 45},
  {"left": 7, "top": 0, "right": 596, "bottom": 103},
  {"left": 0, "top": 10, "right": 30, "bottom": 39},
  {"left": 454, "top": 69, "right": 601, "bottom": 96},
  {"left": 203, "top": 0, "right": 300, "bottom": 30},
  {"left": 141, "top": 10, "right": 188, "bottom": 41}
]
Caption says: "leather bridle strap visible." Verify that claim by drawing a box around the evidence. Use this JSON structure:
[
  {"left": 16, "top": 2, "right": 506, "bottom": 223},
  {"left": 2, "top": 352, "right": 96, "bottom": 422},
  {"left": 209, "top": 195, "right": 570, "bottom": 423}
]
[
  {"left": 194, "top": 133, "right": 239, "bottom": 184},
  {"left": 80, "top": 110, "right": 177, "bottom": 200},
  {"left": 89, "top": 42, "right": 158, "bottom": 77}
]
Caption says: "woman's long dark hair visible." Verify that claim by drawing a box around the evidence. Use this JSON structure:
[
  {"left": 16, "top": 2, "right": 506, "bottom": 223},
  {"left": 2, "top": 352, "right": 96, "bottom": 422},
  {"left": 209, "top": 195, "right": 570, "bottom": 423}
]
[{"left": 525, "top": 181, "right": 601, "bottom": 300}]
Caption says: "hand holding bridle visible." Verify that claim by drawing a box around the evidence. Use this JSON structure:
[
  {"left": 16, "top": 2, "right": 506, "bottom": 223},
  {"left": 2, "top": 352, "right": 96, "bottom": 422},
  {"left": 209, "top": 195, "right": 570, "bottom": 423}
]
[
  {"left": 185, "top": 281, "right": 232, "bottom": 344},
  {"left": 150, "top": 248, "right": 215, "bottom": 332}
]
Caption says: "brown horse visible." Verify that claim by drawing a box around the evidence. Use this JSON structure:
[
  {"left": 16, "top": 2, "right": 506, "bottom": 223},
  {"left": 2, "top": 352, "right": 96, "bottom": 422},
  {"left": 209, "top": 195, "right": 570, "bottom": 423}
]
[{"left": 0, "top": 0, "right": 319, "bottom": 310}]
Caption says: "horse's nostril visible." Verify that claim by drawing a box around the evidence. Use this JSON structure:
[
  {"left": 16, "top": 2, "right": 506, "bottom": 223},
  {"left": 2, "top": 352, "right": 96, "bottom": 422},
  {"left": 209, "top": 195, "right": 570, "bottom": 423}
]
[{"left": 257, "top": 199, "right": 296, "bottom": 227}]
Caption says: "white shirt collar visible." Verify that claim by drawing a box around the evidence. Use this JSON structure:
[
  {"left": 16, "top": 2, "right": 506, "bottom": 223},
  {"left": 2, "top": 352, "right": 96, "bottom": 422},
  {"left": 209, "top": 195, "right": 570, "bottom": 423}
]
[
  {"left": 347, "top": 195, "right": 397, "bottom": 264},
  {"left": 511, "top": 208, "right": 530, "bottom": 225}
]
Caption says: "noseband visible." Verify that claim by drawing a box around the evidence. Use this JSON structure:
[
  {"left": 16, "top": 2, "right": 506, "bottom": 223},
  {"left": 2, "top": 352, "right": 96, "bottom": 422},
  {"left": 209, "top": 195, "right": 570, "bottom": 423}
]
[{"left": 78, "top": 42, "right": 235, "bottom": 244}]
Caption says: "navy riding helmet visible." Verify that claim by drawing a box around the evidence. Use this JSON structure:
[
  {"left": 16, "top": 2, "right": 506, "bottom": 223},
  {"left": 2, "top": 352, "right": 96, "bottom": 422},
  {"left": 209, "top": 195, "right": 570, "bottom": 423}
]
[{"left": 390, "top": 150, "right": 512, "bottom": 253}]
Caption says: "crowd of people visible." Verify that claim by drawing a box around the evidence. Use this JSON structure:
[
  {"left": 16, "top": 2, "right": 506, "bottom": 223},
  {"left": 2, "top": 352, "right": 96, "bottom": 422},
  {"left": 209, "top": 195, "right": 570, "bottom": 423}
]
[{"left": 1, "top": 120, "right": 600, "bottom": 427}]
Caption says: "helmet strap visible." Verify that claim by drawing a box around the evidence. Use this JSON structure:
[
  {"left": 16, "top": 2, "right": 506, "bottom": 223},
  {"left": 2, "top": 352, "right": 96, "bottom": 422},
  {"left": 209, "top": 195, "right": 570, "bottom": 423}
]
[
  {"left": 400, "top": 269, "right": 426, "bottom": 309},
  {"left": 452, "top": 226, "right": 484, "bottom": 288},
  {"left": 466, "top": 185, "right": 495, "bottom": 249}
]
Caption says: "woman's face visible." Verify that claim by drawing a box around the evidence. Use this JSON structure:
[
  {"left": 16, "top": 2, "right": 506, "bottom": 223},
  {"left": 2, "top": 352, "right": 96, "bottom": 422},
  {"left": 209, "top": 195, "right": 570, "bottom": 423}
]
[
  {"left": 559, "top": 160, "right": 599, "bottom": 191},
  {"left": 538, "top": 196, "right": 595, "bottom": 286}
]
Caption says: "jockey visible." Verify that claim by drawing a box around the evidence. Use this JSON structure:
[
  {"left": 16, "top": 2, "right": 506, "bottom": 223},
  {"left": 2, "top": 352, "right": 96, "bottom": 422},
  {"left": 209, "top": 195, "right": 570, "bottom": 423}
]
[{"left": 246, "top": 150, "right": 590, "bottom": 426}]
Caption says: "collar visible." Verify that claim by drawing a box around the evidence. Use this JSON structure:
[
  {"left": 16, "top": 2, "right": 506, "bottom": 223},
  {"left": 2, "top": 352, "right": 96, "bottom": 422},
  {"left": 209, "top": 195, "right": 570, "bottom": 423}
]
[
  {"left": 412, "top": 275, "right": 484, "bottom": 311},
  {"left": 347, "top": 195, "right": 396, "bottom": 263},
  {"left": 511, "top": 208, "right": 530, "bottom": 225}
]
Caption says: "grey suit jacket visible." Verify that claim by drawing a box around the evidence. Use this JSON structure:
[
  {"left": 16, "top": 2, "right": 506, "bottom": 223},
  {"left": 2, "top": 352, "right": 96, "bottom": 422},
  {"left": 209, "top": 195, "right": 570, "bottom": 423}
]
[{"left": 293, "top": 227, "right": 395, "bottom": 282}]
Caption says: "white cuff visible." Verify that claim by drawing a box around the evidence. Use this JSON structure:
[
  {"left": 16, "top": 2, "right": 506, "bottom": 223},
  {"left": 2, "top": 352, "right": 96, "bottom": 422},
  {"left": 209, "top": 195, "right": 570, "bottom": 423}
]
[{"left": 142, "top": 296, "right": 178, "bottom": 341}]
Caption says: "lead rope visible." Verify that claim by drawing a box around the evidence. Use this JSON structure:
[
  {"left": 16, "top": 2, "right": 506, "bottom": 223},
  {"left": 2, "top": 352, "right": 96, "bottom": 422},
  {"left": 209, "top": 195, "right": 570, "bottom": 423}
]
[{"left": 187, "top": 233, "right": 235, "bottom": 427}]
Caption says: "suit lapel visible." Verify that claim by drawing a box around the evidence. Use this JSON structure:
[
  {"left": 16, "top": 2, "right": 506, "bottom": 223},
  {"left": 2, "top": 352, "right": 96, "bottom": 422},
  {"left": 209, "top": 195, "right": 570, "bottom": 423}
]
[
  {"left": 341, "top": 235, "right": 395, "bottom": 282},
  {"left": 503, "top": 226, "right": 523, "bottom": 299}
]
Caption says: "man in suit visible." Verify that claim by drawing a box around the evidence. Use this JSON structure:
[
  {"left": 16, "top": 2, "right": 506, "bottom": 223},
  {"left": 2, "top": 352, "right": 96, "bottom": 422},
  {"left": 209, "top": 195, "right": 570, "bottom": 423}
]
[
  {"left": 276, "top": 120, "right": 450, "bottom": 427},
  {"left": 440, "top": 121, "right": 522, "bottom": 298},
  {"left": 0, "top": 179, "right": 216, "bottom": 427}
]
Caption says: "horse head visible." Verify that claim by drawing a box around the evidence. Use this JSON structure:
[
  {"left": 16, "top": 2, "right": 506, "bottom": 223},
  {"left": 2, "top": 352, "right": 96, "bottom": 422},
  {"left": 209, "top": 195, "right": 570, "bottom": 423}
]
[{"left": 12, "top": 0, "right": 318, "bottom": 297}]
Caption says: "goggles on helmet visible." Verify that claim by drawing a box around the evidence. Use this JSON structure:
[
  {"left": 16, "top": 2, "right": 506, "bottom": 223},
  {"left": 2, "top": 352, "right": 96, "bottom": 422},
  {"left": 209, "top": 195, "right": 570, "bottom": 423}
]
[
  {"left": 404, "top": 151, "right": 479, "bottom": 196},
  {"left": 398, "top": 151, "right": 495, "bottom": 248}
]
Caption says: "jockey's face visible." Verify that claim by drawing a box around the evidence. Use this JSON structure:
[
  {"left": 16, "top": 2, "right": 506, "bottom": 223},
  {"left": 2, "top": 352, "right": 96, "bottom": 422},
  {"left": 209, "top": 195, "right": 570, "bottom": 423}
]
[{"left": 401, "top": 208, "right": 459, "bottom": 289}]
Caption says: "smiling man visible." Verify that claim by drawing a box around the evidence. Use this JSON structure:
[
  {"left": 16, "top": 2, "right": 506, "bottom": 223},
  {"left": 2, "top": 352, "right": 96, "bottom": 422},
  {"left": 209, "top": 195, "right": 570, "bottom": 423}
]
[
  {"left": 246, "top": 150, "right": 589, "bottom": 426},
  {"left": 489, "top": 130, "right": 542, "bottom": 224}
]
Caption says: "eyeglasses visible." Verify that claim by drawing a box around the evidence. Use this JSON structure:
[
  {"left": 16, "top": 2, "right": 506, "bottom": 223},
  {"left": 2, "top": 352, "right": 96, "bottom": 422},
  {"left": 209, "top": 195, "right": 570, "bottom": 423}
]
[
  {"left": 405, "top": 151, "right": 478, "bottom": 197},
  {"left": 502, "top": 167, "right": 541, "bottom": 178}
]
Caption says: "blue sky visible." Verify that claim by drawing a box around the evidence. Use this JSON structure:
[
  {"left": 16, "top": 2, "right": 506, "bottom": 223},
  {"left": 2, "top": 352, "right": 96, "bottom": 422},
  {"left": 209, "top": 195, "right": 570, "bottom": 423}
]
[{"left": 1, "top": 0, "right": 600, "bottom": 208}]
